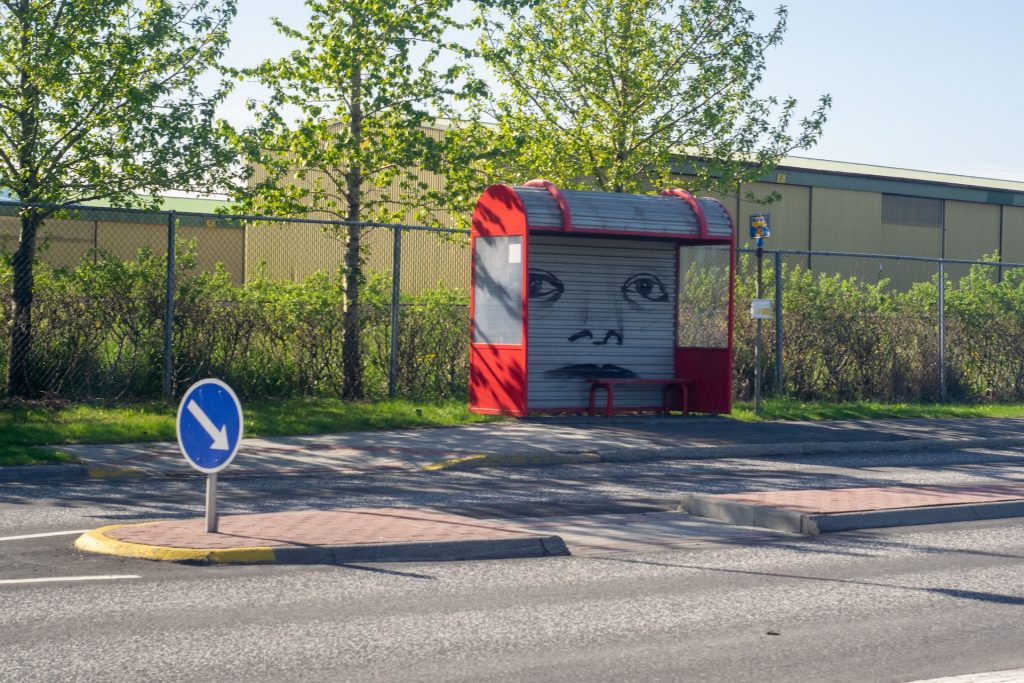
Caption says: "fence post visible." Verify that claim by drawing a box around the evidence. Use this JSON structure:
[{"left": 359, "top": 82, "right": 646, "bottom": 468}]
[
  {"left": 774, "top": 250, "right": 783, "bottom": 395},
  {"left": 938, "top": 259, "right": 946, "bottom": 401},
  {"left": 163, "top": 210, "right": 176, "bottom": 399},
  {"left": 388, "top": 227, "right": 403, "bottom": 398}
]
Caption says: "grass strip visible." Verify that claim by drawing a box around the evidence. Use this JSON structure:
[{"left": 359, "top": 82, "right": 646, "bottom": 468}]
[
  {"left": 731, "top": 398, "right": 1024, "bottom": 421},
  {"left": 0, "top": 398, "right": 496, "bottom": 467},
  {"left": 5, "top": 396, "right": 1024, "bottom": 467}
]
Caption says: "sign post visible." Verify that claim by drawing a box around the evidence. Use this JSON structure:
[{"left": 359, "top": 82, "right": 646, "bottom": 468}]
[
  {"left": 176, "top": 378, "right": 243, "bottom": 533},
  {"left": 749, "top": 214, "right": 771, "bottom": 416}
]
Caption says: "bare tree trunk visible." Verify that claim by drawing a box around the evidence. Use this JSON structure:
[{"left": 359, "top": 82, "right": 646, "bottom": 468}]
[
  {"left": 8, "top": 210, "right": 39, "bottom": 397},
  {"left": 342, "top": 64, "right": 364, "bottom": 399}
]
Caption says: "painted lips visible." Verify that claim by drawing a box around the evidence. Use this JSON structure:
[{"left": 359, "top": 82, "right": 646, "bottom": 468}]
[{"left": 544, "top": 364, "right": 637, "bottom": 379}]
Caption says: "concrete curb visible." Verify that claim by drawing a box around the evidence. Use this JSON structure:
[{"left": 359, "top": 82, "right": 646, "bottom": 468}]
[
  {"left": 74, "top": 525, "right": 277, "bottom": 563},
  {"left": 423, "top": 435, "right": 1024, "bottom": 470},
  {"left": 7, "top": 434, "right": 1024, "bottom": 482},
  {"left": 678, "top": 493, "right": 1024, "bottom": 535},
  {"left": 0, "top": 464, "right": 88, "bottom": 482},
  {"left": 74, "top": 524, "right": 570, "bottom": 564}
]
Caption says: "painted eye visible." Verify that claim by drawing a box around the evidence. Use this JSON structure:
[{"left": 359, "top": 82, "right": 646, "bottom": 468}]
[
  {"left": 622, "top": 273, "right": 668, "bottom": 303},
  {"left": 529, "top": 269, "right": 564, "bottom": 304}
]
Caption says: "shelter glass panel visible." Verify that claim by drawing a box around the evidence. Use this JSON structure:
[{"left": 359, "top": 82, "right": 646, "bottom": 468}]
[
  {"left": 679, "top": 245, "right": 730, "bottom": 348},
  {"left": 472, "top": 236, "right": 522, "bottom": 345}
]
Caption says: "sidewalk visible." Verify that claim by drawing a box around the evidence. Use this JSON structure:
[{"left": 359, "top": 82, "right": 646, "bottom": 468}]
[
  {"left": 44, "top": 415, "right": 1024, "bottom": 479},
  {"left": 59, "top": 415, "right": 1024, "bottom": 564},
  {"left": 75, "top": 482, "right": 1024, "bottom": 564}
]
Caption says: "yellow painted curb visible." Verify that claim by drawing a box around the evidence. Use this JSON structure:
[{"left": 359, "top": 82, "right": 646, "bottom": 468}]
[
  {"left": 74, "top": 524, "right": 276, "bottom": 564},
  {"left": 422, "top": 452, "right": 602, "bottom": 471}
]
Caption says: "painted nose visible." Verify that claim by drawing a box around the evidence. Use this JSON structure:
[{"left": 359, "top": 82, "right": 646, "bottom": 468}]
[{"left": 567, "top": 329, "right": 623, "bottom": 345}]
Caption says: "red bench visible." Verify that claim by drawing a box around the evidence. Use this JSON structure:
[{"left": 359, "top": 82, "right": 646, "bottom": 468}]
[{"left": 586, "top": 378, "right": 692, "bottom": 417}]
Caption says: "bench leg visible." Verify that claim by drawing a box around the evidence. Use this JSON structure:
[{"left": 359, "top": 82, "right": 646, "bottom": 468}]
[
  {"left": 588, "top": 384, "right": 600, "bottom": 416},
  {"left": 662, "top": 385, "right": 672, "bottom": 415},
  {"left": 605, "top": 385, "right": 614, "bottom": 417},
  {"left": 681, "top": 384, "right": 689, "bottom": 416}
]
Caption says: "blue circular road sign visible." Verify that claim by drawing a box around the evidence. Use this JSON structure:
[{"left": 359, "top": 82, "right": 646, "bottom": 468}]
[{"left": 176, "top": 378, "right": 244, "bottom": 474}]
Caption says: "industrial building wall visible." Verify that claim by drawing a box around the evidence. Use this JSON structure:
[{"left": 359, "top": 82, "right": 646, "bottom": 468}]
[
  {"left": 0, "top": 215, "right": 241, "bottom": 284},
  {"left": 809, "top": 187, "right": 883, "bottom": 254},
  {"left": 736, "top": 182, "right": 811, "bottom": 252},
  {"left": 0, "top": 215, "right": 95, "bottom": 268},
  {"left": 1002, "top": 206, "right": 1024, "bottom": 263},
  {"left": 943, "top": 200, "right": 1000, "bottom": 261}
]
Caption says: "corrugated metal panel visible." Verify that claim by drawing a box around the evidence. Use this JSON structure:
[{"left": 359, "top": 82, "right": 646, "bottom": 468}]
[
  {"left": 515, "top": 187, "right": 732, "bottom": 239},
  {"left": 516, "top": 187, "right": 563, "bottom": 228},
  {"left": 944, "top": 200, "right": 1000, "bottom": 260},
  {"left": 701, "top": 198, "right": 733, "bottom": 238},
  {"left": 1002, "top": 207, "right": 1024, "bottom": 263},
  {"left": 810, "top": 187, "right": 883, "bottom": 253},
  {"left": 879, "top": 224, "right": 941, "bottom": 260},
  {"left": 527, "top": 236, "right": 676, "bottom": 409},
  {"left": 738, "top": 182, "right": 810, "bottom": 251}
]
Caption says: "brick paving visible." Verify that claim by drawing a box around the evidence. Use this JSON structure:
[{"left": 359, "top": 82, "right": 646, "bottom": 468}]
[
  {"left": 108, "top": 508, "right": 545, "bottom": 550},
  {"left": 715, "top": 482, "right": 1024, "bottom": 514}
]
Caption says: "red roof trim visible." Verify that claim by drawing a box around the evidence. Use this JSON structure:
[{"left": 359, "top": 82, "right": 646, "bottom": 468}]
[
  {"left": 524, "top": 179, "right": 573, "bottom": 232},
  {"left": 660, "top": 188, "right": 708, "bottom": 239}
]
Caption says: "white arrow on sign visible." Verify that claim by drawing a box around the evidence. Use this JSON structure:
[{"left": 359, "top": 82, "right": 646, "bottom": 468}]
[{"left": 186, "top": 399, "right": 230, "bottom": 450}]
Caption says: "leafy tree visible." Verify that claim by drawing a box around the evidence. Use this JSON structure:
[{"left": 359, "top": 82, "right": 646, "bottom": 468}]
[
  {"left": 235, "top": 0, "right": 479, "bottom": 399},
  {"left": 0, "top": 0, "right": 237, "bottom": 397},
  {"left": 444, "top": 0, "right": 831, "bottom": 209}
]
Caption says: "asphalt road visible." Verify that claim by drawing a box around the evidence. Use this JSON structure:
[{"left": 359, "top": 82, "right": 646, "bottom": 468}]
[{"left": 3, "top": 446, "right": 1024, "bottom": 682}]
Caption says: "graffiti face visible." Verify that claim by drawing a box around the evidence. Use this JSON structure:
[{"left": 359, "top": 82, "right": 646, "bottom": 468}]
[{"left": 530, "top": 266, "right": 671, "bottom": 379}]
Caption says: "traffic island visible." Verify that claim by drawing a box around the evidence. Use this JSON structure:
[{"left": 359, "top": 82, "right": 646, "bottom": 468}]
[
  {"left": 680, "top": 483, "right": 1024, "bottom": 535},
  {"left": 74, "top": 508, "right": 570, "bottom": 564}
]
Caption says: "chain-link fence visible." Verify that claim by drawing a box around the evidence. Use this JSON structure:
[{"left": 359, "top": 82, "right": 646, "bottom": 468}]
[
  {"left": 3, "top": 199, "right": 1024, "bottom": 405},
  {"left": 737, "top": 248, "right": 1024, "bottom": 403},
  {"left": 0, "top": 202, "right": 470, "bottom": 401}
]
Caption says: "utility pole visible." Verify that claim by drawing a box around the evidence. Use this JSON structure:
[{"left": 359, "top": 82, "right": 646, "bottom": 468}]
[{"left": 749, "top": 214, "right": 772, "bottom": 417}]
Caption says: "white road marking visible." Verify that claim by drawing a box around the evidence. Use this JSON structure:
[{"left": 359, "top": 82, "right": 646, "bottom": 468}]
[
  {"left": 0, "top": 530, "right": 91, "bottom": 542},
  {"left": 0, "top": 575, "right": 141, "bottom": 586},
  {"left": 905, "top": 669, "right": 1024, "bottom": 682}
]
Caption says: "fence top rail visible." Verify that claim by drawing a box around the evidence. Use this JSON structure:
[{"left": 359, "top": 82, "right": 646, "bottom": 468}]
[
  {"left": 0, "top": 200, "right": 470, "bottom": 236},
  {"left": 739, "top": 247, "right": 1024, "bottom": 269}
]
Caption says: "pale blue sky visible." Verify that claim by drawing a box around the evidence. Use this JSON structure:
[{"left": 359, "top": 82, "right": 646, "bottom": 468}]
[{"left": 221, "top": 0, "right": 1024, "bottom": 182}]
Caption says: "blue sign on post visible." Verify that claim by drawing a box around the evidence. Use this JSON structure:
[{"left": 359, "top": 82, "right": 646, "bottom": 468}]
[
  {"left": 176, "top": 378, "right": 243, "bottom": 474},
  {"left": 749, "top": 213, "right": 771, "bottom": 241}
]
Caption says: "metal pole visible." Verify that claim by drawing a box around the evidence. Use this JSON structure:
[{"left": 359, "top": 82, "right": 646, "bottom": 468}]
[
  {"left": 206, "top": 472, "right": 218, "bottom": 533},
  {"left": 388, "top": 227, "right": 403, "bottom": 399},
  {"left": 774, "top": 250, "right": 783, "bottom": 396},
  {"left": 755, "top": 242, "right": 763, "bottom": 416},
  {"left": 163, "top": 211, "right": 176, "bottom": 399},
  {"left": 938, "top": 260, "right": 946, "bottom": 401}
]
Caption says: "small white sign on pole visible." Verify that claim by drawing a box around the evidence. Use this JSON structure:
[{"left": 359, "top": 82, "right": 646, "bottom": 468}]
[{"left": 751, "top": 298, "right": 773, "bottom": 320}]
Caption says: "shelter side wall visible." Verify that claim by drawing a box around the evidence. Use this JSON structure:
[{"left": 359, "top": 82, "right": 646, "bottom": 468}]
[
  {"left": 526, "top": 236, "right": 676, "bottom": 410},
  {"left": 469, "top": 187, "right": 528, "bottom": 415}
]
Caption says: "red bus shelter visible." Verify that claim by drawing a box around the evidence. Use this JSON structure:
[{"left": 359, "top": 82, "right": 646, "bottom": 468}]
[{"left": 469, "top": 181, "right": 735, "bottom": 417}]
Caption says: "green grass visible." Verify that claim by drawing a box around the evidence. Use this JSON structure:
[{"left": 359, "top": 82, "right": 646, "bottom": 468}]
[
  {"left": 7, "top": 395, "right": 1024, "bottom": 467},
  {"left": 731, "top": 398, "right": 1024, "bottom": 421},
  {"left": 0, "top": 398, "right": 498, "bottom": 467}
]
